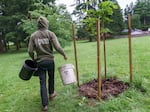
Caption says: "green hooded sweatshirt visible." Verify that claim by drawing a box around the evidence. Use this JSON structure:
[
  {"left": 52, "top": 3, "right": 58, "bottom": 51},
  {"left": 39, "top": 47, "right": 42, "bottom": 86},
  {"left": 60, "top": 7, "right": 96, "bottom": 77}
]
[{"left": 28, "top": 16, "right": 66, "bottom": 61}]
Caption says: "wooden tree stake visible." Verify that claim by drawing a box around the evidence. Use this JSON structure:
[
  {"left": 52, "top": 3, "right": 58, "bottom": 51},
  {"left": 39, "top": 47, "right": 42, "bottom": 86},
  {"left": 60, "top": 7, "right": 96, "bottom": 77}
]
[
  {"left": 128, "top": 14, "right": 133, "bottom": 82},
  {"left": 72, "top": 23, "right": 80, "bottom": 87},
  {"left": 97, "top": 19, "right": 101, "bottom": 101}
]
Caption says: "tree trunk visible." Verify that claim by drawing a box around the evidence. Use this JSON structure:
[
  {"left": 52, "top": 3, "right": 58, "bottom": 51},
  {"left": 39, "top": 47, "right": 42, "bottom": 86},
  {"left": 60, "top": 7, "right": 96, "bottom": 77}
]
[
  {"left": 7, "top": 41, "right": 10, "bottom": 50},
  {"left": 3, "top": 39, "right": 7, "bottom": 52},
  {"left": 143, "top": 16, "right": 146, "bottom": 25},
  {"left": 89, "top": 37, "right": 93, "bottom": 42},
  {"left": 15, "top": 41, "right": 20, "bottom": 50},
  {"left": 0, "top": 37, "right": 4, "bottom": 53}
]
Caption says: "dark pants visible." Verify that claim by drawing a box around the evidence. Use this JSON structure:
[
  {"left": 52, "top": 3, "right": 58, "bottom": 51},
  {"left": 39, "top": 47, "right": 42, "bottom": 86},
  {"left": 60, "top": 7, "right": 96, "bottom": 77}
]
[{"left": 37, "top": 60, "right": 55, "bottom": 106}]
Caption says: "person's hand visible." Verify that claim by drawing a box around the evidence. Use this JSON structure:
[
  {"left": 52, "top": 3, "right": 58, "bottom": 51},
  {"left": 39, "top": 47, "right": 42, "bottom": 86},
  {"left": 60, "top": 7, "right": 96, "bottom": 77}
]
[{"left": 64, "top": 55, "right": 67, "bottom": 60}]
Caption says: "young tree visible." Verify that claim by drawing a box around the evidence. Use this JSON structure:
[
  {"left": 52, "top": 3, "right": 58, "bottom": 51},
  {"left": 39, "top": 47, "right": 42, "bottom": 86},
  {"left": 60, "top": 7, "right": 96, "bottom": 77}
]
[
  {"left": 75, "top": 0, "right": 123, "bottom": 40},
  {"left": 105, "top": 1, "right": 124, "bottom": 34},
  {"left": 82, "top": 0, "right": 118, "bottom": 41}
]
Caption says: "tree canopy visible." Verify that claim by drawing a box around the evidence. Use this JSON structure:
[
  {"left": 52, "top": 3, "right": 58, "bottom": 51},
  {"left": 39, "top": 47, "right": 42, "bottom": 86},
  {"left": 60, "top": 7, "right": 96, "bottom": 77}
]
[
  {"left": 0, "top": 0, "right": 72, "bottom": 52},
  {"left": 0, "top": 0, "right": 36, "bottom": 51},
  {"left": 22, "top": 3, "right": 72, "bottom": 47},
  {"left": 124, "top": 0, "right": 150, "bottom": 30},
  {"left": 74, "top": 0, "right": 124, "bottom": 41}
]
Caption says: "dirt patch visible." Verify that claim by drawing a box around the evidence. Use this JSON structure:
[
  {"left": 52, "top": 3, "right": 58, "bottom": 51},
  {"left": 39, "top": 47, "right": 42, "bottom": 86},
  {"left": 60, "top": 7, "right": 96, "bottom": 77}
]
[{"left": 78, "top": 77, "right": 129, "bottom": 100}]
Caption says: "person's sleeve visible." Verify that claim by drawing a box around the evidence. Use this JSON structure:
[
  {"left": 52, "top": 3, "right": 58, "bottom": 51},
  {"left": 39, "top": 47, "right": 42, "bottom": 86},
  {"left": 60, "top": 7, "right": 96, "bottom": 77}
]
[
  {"left": 51, "top": 32, "right": 66, "bottom": 56},
  {"left": 28, "top": 36, "right": 35, "bottom": 60}
]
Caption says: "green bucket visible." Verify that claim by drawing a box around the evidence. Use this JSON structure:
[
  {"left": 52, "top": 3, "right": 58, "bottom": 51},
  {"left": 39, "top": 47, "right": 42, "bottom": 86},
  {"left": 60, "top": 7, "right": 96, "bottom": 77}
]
[{"left": 19, "top": 60, "right": 38, "bottom": 80}]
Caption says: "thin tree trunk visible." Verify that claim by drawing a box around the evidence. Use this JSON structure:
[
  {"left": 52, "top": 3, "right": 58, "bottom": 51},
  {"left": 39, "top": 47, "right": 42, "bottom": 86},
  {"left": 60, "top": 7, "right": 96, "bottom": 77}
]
[
  {"left": 0, "top": 37, "right": 4, "bottom": 53},
  {"left": 16, "top": 43, "right": 20, "bottom": 50},
  {"left": 3, "top": 39, "right": 7, "bottom": 52},
  {"left": 102, "top": 20, "right": 107, "bottom": 79},
  {"left": 143, "top": 16, "right": 146, "bottom": 25}
]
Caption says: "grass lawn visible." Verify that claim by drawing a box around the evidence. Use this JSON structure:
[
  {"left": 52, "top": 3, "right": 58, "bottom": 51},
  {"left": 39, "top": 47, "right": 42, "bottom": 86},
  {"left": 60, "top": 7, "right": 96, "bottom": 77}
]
[{"left": 0, "top": 36, "right": 150, "bottom": 112}]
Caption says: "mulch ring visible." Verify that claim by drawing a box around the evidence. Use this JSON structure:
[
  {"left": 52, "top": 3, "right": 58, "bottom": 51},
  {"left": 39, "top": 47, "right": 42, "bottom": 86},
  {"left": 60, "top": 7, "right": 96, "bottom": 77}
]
[{"left": 78, "top": 77, "right": 129, "bottom": 100}]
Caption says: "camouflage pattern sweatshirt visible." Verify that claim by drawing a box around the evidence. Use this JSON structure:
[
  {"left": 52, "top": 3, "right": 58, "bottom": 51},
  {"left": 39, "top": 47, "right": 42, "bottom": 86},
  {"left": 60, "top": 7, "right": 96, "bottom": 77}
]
[{"left": 28, "top": 16, "right": 66, "bottom": 61}]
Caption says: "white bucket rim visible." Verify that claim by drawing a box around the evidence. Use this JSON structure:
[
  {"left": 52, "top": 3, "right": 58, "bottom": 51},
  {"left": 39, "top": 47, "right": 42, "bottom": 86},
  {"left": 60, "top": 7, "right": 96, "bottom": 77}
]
[
  {"left": 58, "top": 63, "right": 76, "bottom": 85},
  {"left": 58, "top": 64, "right": 74, "bottom": 70}
]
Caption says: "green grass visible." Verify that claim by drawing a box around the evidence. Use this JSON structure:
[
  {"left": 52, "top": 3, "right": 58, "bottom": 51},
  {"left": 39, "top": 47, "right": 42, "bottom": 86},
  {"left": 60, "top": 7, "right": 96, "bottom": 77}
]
[{"left": 0, "top": 36, "right": 150, "bottom": 112}]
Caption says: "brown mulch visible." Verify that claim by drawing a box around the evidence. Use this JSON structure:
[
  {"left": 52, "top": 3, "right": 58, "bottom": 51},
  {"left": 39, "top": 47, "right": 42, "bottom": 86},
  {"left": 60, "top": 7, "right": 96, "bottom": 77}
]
[{"left": 78, "top": 77, "right": 129, "bottom": 100}]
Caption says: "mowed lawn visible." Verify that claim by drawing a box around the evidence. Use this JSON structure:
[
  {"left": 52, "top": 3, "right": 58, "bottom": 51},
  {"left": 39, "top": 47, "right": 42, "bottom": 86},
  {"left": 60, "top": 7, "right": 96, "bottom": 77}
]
[{"left": 0, "top": 36, "right": 150, "bottom": 112}]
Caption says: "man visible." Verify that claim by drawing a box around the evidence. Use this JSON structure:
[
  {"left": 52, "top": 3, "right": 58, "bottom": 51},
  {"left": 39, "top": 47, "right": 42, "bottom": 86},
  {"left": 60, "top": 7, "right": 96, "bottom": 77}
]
[{"left": 28, "top": 16, "right": 67, "bottom": 112}]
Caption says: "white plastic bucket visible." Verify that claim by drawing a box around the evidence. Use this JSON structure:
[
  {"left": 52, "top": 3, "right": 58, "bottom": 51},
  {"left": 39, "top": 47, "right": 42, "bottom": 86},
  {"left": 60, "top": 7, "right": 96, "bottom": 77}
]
[{"left": 58, "top": 64, "right": 76, "bottom": 85}]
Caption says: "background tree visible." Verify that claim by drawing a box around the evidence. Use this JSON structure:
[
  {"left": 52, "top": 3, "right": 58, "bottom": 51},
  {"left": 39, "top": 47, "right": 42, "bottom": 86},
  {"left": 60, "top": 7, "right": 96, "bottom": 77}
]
[
  {"left": 124, "top": 0, "right": 150, "bottom": 30},
  {"left": 133, "top": 0, "right": 150, "bottom": 30},
  {"left": 124, "top": 2, "right": 134, "bottom": 29},
  {"left": 73, "top": 0, "right": 100, "bottom": 41},
  {"left": 41, "top": 0, "right": 55, "bottom": 4},
  {"left": 0, "top": 0, "right": 72, "bottom": 52},
  {"left": 21, "top": 3, "right": 72, "bottom": 48},
  {"left": 131, "top": 14, "right": 141, "bottom": 29},
  {"left": 105, "top": 1, "right": 124, "bottom": 35},
  {"left": 0, "top": 0, "right": 36, "bottom": 51}
]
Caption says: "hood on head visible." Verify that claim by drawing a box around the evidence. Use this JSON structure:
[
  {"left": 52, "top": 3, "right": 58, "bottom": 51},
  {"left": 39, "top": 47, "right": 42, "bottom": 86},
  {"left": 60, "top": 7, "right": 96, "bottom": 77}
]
[{"left": 37, "top": 16, "right": 49, "bottom": 30}]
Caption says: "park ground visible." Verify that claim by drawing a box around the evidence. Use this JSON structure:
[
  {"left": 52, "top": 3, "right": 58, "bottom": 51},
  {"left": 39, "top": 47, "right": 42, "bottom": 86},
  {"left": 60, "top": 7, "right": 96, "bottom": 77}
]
[{"left": 0, "top": 36, "right": 150, "bottom": 112}]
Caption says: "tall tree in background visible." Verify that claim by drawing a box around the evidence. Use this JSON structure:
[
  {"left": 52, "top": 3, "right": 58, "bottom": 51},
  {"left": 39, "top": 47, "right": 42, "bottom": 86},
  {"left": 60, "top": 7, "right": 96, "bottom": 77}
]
[
  {"left": 131, "top": 14, "right": 141, "bottom": 29},
  {"left": 0, "top": 0, "right": 36, "bottom": 51},
  {"left": 133, "top": 0, "right": 150, "bottom": 30},
  {"left": 124, "top": 2, "right": 134, "bottom": 29},
  {"left": 21, "top": 2, "right": 72, "bottom": 48},
  {"left": 124, "top": 0, "right": 150, "bottom": 30},
  {"left": 41, "top": 0, "right": 55, "bottom": 4},
  {"left": 0, "top": 0, "right": 73, "bottom": 52}
]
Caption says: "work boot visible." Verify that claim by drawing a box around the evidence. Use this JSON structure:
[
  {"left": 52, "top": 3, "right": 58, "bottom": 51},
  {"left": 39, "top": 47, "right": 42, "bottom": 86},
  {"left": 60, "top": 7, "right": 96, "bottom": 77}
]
[
  {"left": 49, "top": 91, "right": 57, "bottom": 101},
  {"left": 42, "top": 105, "right": 48, "bottom": 112}
]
